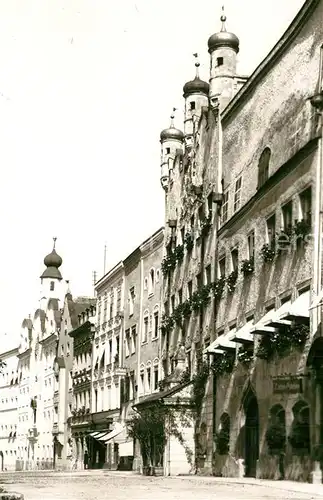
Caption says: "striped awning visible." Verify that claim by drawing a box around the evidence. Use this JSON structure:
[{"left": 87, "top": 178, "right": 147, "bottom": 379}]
[
  {"left": 101, "top": 423, "right": 125, "bottom": 444},
  {"left": 89, "top": 430, "right": 110, "bottom": 442}
]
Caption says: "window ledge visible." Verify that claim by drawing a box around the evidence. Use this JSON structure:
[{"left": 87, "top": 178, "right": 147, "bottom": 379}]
[
  {"left": 152, "top": 336, "right": 159, "bottom": 342},
  {"left": 141, "top": 341, "right": 148, "bottom": 346}
]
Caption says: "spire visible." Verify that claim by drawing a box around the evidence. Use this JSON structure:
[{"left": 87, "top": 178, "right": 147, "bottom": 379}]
[
  {"left": 193, "top": 53, "right": 200, "bottom": 78},
  {"left": 170, "top": 108, "right": 177, "bottom": 128},
  {"left": 53, "top": 237, "right": 57, "bottom": 250},
  {"left": 220, "top": 5, "right": 227, "bottom": 32}
]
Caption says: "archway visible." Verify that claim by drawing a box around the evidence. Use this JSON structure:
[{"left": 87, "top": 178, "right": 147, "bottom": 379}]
[{"left": 243, "top": 387, "right": 259, "bottom": 477}]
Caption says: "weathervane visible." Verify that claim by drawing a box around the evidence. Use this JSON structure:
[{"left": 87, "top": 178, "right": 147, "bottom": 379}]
[{"left": 53, "top": 237, "right": 57, "bottom": 250}]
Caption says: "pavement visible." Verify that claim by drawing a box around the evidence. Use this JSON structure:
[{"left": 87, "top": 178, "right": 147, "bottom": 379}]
[{"left": 0, "top": 470, "right": 322, "bottom": 500}]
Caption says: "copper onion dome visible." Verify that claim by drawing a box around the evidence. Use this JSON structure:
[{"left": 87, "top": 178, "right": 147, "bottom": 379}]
[
  {"left": 160, "top": 111, "right": 184, "bottom": 142},
  {"left": 208, "top": 10, "right": 239, "bottom": 54},
  {"left": 183, "top": 61, "right": 209, "bottom": 98},
  {"left": 40, "top": 238, "right": 63, "bottom": 280}
]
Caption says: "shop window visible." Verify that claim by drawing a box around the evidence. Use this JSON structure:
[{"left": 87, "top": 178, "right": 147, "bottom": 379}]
[{"left": 258, "top": 147, "right": 271, "bottom": 188}]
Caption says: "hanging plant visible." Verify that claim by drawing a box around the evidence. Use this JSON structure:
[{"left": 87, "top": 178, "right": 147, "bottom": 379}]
[
  {"left": 184, "top": 233, "right": 194, "bottom": 252},
  {"left": 288, "top": 323, "right": 310, "bottom": 350},
  {"left": 241, "top": 257, "right": 254, "bottom": 276},
  {"left": 173, "top": 304, "right": 184, "bottom": 326},
  {"left": 200, "top": 215, "right": 212, "bottom": 237},
  {"left": 293, "top": 219, "right": 311, "bottom": 241},
  {"left": 161, "top": 254, "right": 176, "bottom": 275},
  {"left": 265, "top": 423, "right": 286, "bottom": 454},
  {"left": 192, "top": 360, "right": 209, "bottom": 412},
  {"left": 211, "top": 277, "right": 226, "bottom": 299},
  {"left": 237, "top": 345, "right": 253, "bottom": 366},
  {"left": 199, "top": 284, "right": 212, "bottom": 307},
  {"left": 261, "top": 243, "right": 276, "bottom": 263},
  {"left": 227, "top": 269, "right": 238, "bottom": 294},
  {"left": 211, "top": 351, "right": 235, "bottom": 377},
  {"left": 256, "top": 323, "right": 309, "bottom": 361},
  {"left": 181, "top": 300, "right": 192, "bottom": 318},
  {"left": 160, "top": 314, "right": 174, "bottom": 335},
  {"left": 174, "top": 244, "right": 184, "bottom": 262},
  {"left": 276, "top": 226, "right": 293, "bottom": 251}
]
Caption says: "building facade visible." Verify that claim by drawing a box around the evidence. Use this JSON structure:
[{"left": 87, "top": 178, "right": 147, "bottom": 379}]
[
  {"left": 16, "top": 240, "right": 67, "bottom": 470},
  {"left": 0, "top": 338, "right": 19, "bottom": 471},
  {"left": 153, "top": 0, "right": 323, "bottom": 482}
]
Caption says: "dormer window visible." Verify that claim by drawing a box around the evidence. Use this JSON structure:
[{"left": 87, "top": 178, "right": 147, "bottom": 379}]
[{"left": 50, "top": 281, "right": 55, "bottom": 291}]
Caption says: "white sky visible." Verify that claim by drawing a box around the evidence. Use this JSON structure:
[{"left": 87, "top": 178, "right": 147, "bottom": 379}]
[{"left": 0, "top": 0, "right": 305, "bottom": 338}]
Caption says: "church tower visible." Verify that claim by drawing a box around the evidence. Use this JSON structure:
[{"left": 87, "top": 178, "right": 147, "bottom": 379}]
[
  {"left": 40, "top": 238, "right": 64, "bottom": 307},
  {"left": 160, "top": 110, "right": 184, "bottom": 191},
  {"left": 183, "top": 54, "right": 209, "bottom": 147},
  {"left": 208, "top": 7, "right": 240, "bottom": 110}
]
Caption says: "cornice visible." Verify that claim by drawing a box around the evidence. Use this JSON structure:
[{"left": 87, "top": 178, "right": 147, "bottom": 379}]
[{"left": 95, "top": 261, "right": 124, "bottom": 291}]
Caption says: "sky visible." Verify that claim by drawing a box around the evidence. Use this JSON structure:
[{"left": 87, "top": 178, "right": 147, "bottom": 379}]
[{"left": 0, "top": 0, "right": 305, "bottom": 339}]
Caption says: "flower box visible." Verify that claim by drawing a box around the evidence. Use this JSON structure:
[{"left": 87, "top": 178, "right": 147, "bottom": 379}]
[
  {"left": 261, "top": 243, "right": 276, "bottom": 263},
  {"left": 241, "top": 257, "right": 254, "bottom": 276},
  {"left": 227, "top": 270, "right": 238, "bottom": 293},
  {"left": 184, "top": 233, "right": 194, "bottom": 252}
]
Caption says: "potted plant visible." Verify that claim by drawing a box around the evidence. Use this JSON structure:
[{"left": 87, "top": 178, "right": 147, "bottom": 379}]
[
  {"left": 241, "top": 257, "right": 254, "bottom": 276},
  {"left": 160, "top": 314, "right": 174, "bottom": 335},
  {"left": 227, "top": 269, "right": 238, "bottom": 293},
  {"left": 211, "top": 351, "right": 235, "bottom": 377},
  {"left": 184, "top": 233, "right": 194, "bottom": 252},
  {"left": 293, "top": 219, "right": 311, "bottom": 240},
  {"left": 211, "top": 277, "right": 226, "bottom": 299},
  {"left": 237, "top": 345, "right": 254, "bottom": 366},
  {"left": 261, "top": 243, "right": 276, "bottom": 263},
  {"left": 174, "top": 244, "right": 184, "bottom": 262}
]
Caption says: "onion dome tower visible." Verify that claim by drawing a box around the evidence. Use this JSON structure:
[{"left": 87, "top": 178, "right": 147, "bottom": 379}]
[
  {"left": 39, "top": 238, "right": 64, "bottom": 307},
  {"left": 183, "top": 54, "right": 209, "bottom": 143},
  {"left": 208, "top": 7, "right": 240, "bottom": 110},
  {"left": 160, "top": 109, "right": 184, "bottom": 191}
]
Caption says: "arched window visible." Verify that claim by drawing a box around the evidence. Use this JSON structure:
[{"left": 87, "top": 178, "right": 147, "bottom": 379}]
[
  {"left": 216, "top": 413, "right": 230, "bottom": 455},
  {"left": 266, "top": 404, "right": 286, "bottom": 453},
  {"left": 258, "top": 147, "right": 271, "bottom": 189},
  {"left": 288, "top": 400, "right": 310, "bottom": 453},
  {"left": 148, "top": 269, "right": 155, "bottom": 295}
]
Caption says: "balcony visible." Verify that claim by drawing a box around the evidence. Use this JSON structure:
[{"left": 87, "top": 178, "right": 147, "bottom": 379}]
[{"left": 53, "top": 390, "right": 59, "bottom": 405}]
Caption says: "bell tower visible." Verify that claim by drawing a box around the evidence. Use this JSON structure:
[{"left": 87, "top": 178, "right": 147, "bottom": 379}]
[
  {"left": 160, "top": 109, "right": 184, "bottom": 191},
  {"left": 40, "top": 238, "right": 64, "bottom": 308}
]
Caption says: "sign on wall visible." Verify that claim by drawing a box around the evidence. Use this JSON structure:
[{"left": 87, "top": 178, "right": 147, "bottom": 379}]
[{"left": 272, "top": 375, "right": 303, "bottom": 394}]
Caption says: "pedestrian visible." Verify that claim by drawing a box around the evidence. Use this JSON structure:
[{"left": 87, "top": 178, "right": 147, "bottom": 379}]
[{"left": 84, "top": 450, "right": 89, "bottom": 470}]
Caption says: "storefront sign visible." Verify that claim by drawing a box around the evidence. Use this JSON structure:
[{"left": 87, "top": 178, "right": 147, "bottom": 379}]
[{"left": 272, "top": 375, "right": 303, "bottom": 394}]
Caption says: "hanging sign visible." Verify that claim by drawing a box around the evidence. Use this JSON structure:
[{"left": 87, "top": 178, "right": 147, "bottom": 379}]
[{"left": 272, "top": 375, "right": 303, "bottom": 394}]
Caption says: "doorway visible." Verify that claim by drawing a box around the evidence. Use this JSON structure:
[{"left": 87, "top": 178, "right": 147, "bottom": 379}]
[{"left": 244, "top": 391, "right": 259, "bottom": 477}]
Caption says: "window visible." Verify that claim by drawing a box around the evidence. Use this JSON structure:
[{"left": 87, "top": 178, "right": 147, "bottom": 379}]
[
  {"left": 143, "top": 316, "right": 149, "bottom": 343},
  {"left": 181, "top": 227, "right": 185, "bottom": 245},
  {"left": 231, "top": 248, "right": 239, "bottom": 272},
  {"left": 221, "top": 190, "right": 229, "bottom": 224},
  {"left": 153, "top": 310, "right": 159, "bottom": 338},
  {"left": 217, "top": 57, "right": 224, "bottom": 66},
  {"left": 166, "top": 147, "right": 170, "bottom": 154},
  {"left": 178, "top": 288, "right": 183, "bottom": 305},
  {"left": 248, "top": 231, "right": 255, "bottom": 260},
  {"left": 131, "top": 326, "right": 136, "bottom": 354},
  {"left": 129, "top": 287, "right": 135, "bottom": 316},
  {"left": 140, "top": 370, "right": 144, "bottom": 394},
  {"left": 171, "top": 295, "right": 175, "bottom": 313},
  {"left": 233, "top": 177, "right": 242, "bottom": 212},
  {"left": 188, "top": 281, "right": 193, "bottom": 299},
  {"left": 144, "top": 278, "right": 148, "bottom": 290},
  {"left": 154, "top": 367, "right": 159, "bottom": 391},
  {"left": 266, "top": 214, "right": 276, "bottom": 246},
  {"left": 116, "top": 287, "right": 121, "bottom": 313},
  {"left": 258, "top": 147, "right": 271, "bottom": 188},
  {"left": 148, "top": 269, "right": 155, "bottom": 295},
  {"left": 282, "top": 201, "right": 293, "bottom": 232},
  {"left": 109, "top": 291, "right": 114, "bottom": 319},
  {"left": 50, "top": 281, "right": 55, "bottom": 291},
  {"left": 108, "top": 339, "right": 112, "bottom": 363},
  {"left": 125, "top": 329, "right": 130, "bottom": 357},
  {"left": 156, "top": 270, "right": 160, "bottom": 283},
  {"left": 190, "top": 214, "right": 195, "bottom": 232},
  {"left": 206, "top": 265, "right": 212, "bottom": 285},
  {"left": 219, "top": 256, "right": 226, "bottom": 277},
  {"left": 196, "top": 272, "right": 202, "bottom": 289},
  {"left": 116, "top": 336, "right": 120, "bottom": 358},
  {"left": 190, "top": 101, "right": 196, "bottom": 111},
  {"left": 147, "top": 367, "right": 151, "bottom": 391},
  {"left": 207, "top": 193, "right": 213, "bottom": 216},
  {"left": 299, "top": 187, "right": 312, "bottom": 224}
]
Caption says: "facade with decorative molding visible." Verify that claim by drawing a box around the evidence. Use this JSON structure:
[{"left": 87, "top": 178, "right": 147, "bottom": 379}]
[{"left": 151, "top": 0, "right": 323, "bottom": 483}]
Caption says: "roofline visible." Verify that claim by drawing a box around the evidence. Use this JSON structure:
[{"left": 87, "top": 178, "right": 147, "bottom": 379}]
[
  {"left": 222, "top": 0, "right": 320, "bottom": 122},
  {"left": 140, "top": 227, "right": 164, "bottom": 252},
  {"left": 0, "top": 347, "right": 19, "bottom": 358},
  {"left": 95, "top": 261, "right": 124, "bottom": 290}
]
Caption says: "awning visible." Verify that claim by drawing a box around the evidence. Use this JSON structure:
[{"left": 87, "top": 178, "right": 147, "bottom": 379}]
[
  {"left": 89, "top": 431, "right": 110, "bottom": 442},
  {"left": 250, "top": 307, "right": 279, "bottom": 335},
  {"left": 229, "top": 320, "right": 254, "bottom": 344},
  {"left": 101, "top": 423, "right": 124, "bottom": 444},
  {"left": 250, "top": 299, "right": 295, "bottom": 335},
  {"left": 205, "top": 331, "right": 238, "bottom": 354},
  {"left": 310, "top": 289, "right": 323, "bottom": 311},
  {"left": 280, "top": 290, "right": 310, "bottom": 321},
  {"left": 119, "top": 440, "right": 133, "bottom": 457}
]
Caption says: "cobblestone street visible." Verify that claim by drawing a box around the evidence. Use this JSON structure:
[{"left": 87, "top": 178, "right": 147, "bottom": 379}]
[{"left": 0, "top": 471, "right": 322, "bottom": 500}]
